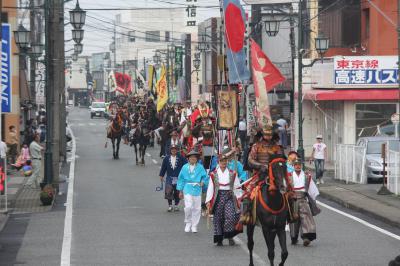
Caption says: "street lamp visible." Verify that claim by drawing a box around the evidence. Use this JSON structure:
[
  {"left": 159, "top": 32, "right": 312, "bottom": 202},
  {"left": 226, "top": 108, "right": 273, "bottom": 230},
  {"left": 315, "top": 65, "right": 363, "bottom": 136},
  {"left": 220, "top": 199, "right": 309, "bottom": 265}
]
[
  {"left": 13, "top": 24, "right": 31, "bottom": 49},
  {"left": 31, "top": 43, "right": 44, "bottom": 58},
  {"left": 72, "top": 29, "right": 84, "bottom": 44},
  {"left": 109, "top": 42, "right": 115, "bottom": 52},
  {"left": 153, "top": 53, "right": 161, "bottom": 64},
  {"left": 264, "top": 19, "right": 280, "bottom": 37},
  {"left": 168, "top": 47, "right": 175, "bottom": 60},
  {"left": 197, "top": 35, "right": 209, "bottom": 52},
  {"left": 193, "top": 57, "right": 200, "bottom": 70},
  {"left": 74, "top": 43, "right": 83, "bottom": 54},
  {"left": 69, "top": 0, "right": 86, "bottom": 30},
  {"left": 315, "top": 35, "right": 329, "bottom": 56},
  {"left": 72, "top": 53, "right": 78, "bottom": 61}
]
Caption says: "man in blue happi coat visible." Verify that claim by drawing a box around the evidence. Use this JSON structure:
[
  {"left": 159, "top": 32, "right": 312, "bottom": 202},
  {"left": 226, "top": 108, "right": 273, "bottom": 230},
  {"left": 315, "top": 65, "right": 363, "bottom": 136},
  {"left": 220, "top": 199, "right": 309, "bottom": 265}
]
[{"left": 159, "top": 145, "right": 187, "bottom": 212}]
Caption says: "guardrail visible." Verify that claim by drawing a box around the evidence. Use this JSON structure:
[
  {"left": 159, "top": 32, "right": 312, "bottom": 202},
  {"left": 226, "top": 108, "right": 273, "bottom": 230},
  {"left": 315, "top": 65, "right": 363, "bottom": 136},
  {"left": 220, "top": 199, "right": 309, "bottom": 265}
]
[{"left": 335, "top": 144, "right": 367, "bottom": 184}]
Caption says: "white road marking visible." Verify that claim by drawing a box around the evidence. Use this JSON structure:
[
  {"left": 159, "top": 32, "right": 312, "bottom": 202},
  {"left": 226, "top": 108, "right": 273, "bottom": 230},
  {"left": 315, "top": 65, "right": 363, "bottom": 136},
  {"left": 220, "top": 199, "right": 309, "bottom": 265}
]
[
  {"left": 234, "top": 236, "right": 268, "bottom": 266},
  {"left": 89, "top": 123, "right": 95, "bottom": 126},
  {"left": 78, "top": 123, "right": 84, "bottom": 127},
  {"left": 317, "top": 201, "right": 400, "bottom": 241},
  {"left": 152, "top": 159, "right": 158, "bottom": 164},
  {"left": 146, "top": 153, "right": 151, "bottom": 157},
  {"left": 60, "top": 126, "right": 77, "bottom": 266}
]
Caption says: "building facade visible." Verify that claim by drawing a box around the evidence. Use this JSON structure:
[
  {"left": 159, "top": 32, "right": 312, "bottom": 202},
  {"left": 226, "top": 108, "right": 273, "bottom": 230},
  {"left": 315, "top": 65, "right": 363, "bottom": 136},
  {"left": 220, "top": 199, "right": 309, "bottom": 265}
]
[{"left": 294, "top": 0, "right": 399, "bottom": 161}]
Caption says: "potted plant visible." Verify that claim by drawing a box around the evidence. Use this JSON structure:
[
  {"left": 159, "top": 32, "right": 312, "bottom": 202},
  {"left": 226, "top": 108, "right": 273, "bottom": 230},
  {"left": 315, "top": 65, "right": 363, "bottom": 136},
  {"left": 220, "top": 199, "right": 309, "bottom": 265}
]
[{"left": 40, "top": 184, "right": 54, "bottom": 206}]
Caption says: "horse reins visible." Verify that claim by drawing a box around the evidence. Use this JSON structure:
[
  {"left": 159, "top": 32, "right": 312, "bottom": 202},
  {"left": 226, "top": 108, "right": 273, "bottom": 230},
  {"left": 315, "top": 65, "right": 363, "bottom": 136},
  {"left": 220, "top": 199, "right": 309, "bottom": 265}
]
[{"left": 257, "top": 157, "right": 288, "bottom": 215}]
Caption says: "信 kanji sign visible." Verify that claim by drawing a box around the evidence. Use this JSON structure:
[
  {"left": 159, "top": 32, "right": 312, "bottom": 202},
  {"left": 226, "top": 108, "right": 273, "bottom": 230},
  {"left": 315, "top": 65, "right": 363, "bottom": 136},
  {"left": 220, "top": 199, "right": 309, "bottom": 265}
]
[{"left": 334, "top": 56, "right": 398, "bottom": 87}]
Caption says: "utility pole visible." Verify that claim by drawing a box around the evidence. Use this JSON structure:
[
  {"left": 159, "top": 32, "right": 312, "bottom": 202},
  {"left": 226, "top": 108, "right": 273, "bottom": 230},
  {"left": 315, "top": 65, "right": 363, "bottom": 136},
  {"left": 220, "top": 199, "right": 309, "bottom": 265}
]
[
  {"left": 44, "top": 0, "right": 54, "bottom": 185},
  {"left": 30, "top": 0, "right": 36, "bottom": 116},
  {"left": 59, "top": 0, "right": 67, "bottom": 162},
  {"left": 289, "top": 3, "right": 296, "bottom": 150},
  {"left": 297, "top": 0, "right": 305, "bottom": 163},
  {"left": 166, "top": 45, "right": 170, "bottom": 101},
  {"left": 113, "top": 21, "right": 116, "bottom": 69}
]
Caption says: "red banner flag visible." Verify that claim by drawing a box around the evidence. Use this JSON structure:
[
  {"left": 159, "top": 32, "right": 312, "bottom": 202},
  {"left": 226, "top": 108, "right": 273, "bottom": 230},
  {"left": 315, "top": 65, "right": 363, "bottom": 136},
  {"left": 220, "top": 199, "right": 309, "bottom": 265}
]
[
  {"left": 115, "top": 72, "right": 133, "bottom": 95},
  {"left": 250, "top": 39, "right": 285, "bottom": 92},
  {"left": 250, "top": 39, "right": 286, "bottom": 127}
]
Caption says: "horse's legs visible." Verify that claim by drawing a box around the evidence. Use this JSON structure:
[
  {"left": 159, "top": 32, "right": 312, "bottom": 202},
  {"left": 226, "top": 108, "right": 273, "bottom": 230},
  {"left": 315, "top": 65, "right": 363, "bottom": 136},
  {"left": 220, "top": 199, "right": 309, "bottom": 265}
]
[
  {"left": 111, "top": 138, "right": 116, "bottom": 159},
  {"left": 277, "top": 228, "right": 289, "bottom": 266},
  {"left": 134, "top": 144, "right": 138, "bottom": 165},
  {"left": 262, "top": 227, "right": 277, "bottom": 266},
  {"left": 247, "top": 224, "right": 256, "bottom": 266},
  {"left": 141, "top": 145, "right": 147, "bottom": 165},
  {"left": 116, "top": 136, "right": 121, "bottom": 159}
]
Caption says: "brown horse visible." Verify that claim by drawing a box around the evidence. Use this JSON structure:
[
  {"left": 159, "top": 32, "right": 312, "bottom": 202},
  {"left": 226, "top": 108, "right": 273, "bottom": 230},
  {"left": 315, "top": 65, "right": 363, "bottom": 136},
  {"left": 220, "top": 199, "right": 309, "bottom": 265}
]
[
  {"left": 246, "top": 155, "right": 291, "bottom": 266},
  {"left": 107, "top": 112, "right": 124, "bottom": 159}
]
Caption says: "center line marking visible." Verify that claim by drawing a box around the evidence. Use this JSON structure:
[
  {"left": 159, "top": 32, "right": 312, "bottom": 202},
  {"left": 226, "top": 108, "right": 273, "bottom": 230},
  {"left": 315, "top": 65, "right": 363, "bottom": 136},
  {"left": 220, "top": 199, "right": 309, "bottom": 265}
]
[
  {"left": 152, "top": 159, "right": 158, "bottom": 164},
  {"left": 146, "top": 153, "right": 151, "bottom": 157}
]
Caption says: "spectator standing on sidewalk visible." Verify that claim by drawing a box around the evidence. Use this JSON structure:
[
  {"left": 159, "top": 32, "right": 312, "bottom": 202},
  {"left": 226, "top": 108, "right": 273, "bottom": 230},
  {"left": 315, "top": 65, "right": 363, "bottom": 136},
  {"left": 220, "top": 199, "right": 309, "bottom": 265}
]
[
  {"left": 238, "top": 117, "right": 247, "bottom": 149},
  {"left": 309, "top": 135, "right": 327, "bottom": 185},
  {"left": 276, "top": 115, "right": 288, "bottom": 148},
  {"left": 7, "top": 126, "right": 18, "bottom": 165},
  {"left": 26, "top": 134, "right": 43, "bottom": 189}
]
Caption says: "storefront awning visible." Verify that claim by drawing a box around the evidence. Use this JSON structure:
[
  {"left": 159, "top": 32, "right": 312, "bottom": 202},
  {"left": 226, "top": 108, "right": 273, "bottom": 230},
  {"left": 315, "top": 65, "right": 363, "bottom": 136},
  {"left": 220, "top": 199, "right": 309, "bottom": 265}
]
[{"left": 303, "top": 89, "right": 400, "bottom": 101}]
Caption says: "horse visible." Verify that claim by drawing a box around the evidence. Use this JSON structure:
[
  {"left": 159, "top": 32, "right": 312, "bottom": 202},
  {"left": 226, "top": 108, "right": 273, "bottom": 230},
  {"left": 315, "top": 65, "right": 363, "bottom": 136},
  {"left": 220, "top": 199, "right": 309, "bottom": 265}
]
[
  {"left": 107, "top": 112, "right": 124, "bottom": 159},
  {"left": 246, "top": 155, "right": 291, "bottom": 266},
  {"left": 130, "top": 119, "right": 152, "bottom": 166}
]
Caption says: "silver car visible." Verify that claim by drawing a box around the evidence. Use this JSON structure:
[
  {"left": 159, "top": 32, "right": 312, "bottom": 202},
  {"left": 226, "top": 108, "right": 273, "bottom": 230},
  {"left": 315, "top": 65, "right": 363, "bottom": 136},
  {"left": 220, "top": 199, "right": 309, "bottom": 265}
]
[{"left": 356, "top": 137, "right": 400, "bottom": 182}]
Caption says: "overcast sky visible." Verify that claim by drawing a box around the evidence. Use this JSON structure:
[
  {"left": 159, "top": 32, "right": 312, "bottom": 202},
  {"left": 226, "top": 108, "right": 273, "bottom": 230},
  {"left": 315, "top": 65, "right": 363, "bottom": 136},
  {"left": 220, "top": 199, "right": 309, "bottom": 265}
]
[{"left": 64, "top": 0, "right": 225, "bottom": 56}]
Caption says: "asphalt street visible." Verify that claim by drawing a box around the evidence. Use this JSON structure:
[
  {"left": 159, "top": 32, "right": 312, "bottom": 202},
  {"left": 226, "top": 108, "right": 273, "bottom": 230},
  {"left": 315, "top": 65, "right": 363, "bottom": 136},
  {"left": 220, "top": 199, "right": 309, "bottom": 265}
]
[{"left": 1, "top": 107, "right": 400, "bottom": 266}]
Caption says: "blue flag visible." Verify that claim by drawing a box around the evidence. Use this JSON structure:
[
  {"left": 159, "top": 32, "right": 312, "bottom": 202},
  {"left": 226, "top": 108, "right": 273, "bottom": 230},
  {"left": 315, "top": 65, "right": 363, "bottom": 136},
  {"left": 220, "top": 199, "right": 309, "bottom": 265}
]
[{"left": 223, "top": 0, "right": 250, "bottom": 84}]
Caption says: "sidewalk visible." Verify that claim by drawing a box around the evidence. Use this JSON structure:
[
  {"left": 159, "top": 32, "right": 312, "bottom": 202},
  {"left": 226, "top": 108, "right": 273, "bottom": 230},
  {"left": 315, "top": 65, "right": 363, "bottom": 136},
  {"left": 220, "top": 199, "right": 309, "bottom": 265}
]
[{"left": 306, "top": 162, "right": 400, "bottom": 228}]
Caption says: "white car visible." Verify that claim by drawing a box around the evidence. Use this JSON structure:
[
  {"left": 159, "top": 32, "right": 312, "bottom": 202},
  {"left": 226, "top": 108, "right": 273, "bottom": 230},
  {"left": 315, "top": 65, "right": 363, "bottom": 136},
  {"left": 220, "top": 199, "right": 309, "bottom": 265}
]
[{"left": 90, "top": 102, "right": 106, "bottom": 118}]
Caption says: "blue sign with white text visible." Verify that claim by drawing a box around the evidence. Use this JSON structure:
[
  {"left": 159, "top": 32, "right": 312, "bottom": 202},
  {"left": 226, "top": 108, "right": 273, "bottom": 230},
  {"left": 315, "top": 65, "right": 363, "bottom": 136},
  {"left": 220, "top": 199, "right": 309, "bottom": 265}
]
[{"left": 1, "top": 24, "right": 12, "bottom": 113}]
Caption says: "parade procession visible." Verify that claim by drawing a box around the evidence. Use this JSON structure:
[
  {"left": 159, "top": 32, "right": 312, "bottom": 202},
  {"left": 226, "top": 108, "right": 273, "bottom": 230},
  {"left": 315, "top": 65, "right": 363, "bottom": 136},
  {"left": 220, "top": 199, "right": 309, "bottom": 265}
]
[{"left": 1, "top": 0, "right": 400, "bottom": 265}]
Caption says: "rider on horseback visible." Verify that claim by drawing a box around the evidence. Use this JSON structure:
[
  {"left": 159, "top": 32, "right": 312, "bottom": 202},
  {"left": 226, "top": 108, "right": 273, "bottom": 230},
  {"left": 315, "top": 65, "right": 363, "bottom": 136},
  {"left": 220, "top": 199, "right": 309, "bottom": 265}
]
[{"left": 240, "top": 125, "right": 284, "bottom": 224}]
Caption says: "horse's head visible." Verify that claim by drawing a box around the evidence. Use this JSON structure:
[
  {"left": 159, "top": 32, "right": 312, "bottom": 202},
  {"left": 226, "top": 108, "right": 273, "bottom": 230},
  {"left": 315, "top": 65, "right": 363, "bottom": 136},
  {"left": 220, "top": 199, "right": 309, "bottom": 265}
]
[{"left": 268, "top": 154, "right": 287, "bottom": 191}]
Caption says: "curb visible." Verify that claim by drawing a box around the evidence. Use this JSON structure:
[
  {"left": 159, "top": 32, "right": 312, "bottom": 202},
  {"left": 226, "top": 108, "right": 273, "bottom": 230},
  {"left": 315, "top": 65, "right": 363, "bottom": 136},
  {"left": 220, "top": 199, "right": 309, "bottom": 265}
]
[
  {"left": 0, "top": 213, "right": 10, "bottom": 233},
  {"left": 319, "top": 190, "right": 400, "bottom": 228}
]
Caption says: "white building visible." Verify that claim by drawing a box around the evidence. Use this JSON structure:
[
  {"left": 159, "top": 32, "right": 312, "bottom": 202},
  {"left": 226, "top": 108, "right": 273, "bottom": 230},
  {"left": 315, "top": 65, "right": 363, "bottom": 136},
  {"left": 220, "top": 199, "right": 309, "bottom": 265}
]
[{"left": 114, "top": 8, "right": 192, "bottom": 70}]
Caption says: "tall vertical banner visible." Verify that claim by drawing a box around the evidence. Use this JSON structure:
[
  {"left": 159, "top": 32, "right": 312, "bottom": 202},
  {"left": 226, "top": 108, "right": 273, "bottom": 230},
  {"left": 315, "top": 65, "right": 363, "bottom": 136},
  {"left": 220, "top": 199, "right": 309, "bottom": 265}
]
[
  {"left": 148, "top": 65, "right": 156, "bottom": 97},
  {"left": 223, "top": 0, "right": 250, "bottom": 84},
  {"left": 156, "top": 65, "right": 168, "bottom": 112},
  {"left": 1, "top": 24, "right": 12, "bottom": 113},
  {"left": 250, "top": 39, "right": 285, "bottom": 127}
]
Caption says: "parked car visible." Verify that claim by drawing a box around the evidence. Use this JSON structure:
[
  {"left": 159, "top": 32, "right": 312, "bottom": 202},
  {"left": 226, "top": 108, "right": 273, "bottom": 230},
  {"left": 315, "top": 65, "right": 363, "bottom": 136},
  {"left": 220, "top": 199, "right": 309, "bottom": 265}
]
[
  {"left": 90, "top": 102, "right": 106, "bottom": 118},
  {"left": 374, "top": 123, "right": 400, "bottom": 137},
  {"left": 356, "top": 136, "right": 400, "bottom": 182}
]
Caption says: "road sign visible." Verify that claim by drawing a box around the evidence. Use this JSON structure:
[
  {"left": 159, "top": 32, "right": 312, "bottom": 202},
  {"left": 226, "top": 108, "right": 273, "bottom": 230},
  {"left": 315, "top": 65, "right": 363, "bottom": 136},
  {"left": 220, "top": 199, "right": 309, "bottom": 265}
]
[
  {"left": 391, "top": 113, "right": 399, "bottom": 123},
  {"left": 1, "top": 24, "right": 12, "bottom": 113}
]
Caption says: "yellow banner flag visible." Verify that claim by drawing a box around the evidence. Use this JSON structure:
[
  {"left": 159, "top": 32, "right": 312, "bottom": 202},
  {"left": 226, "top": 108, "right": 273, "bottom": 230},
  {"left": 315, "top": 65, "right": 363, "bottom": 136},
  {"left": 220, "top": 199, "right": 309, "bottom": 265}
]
[
  {"left": 156, "top": 65, "right": 168, "bottom": 112},
  {"left": 148, "top": 65, "right": 155, "bottom": 95}
]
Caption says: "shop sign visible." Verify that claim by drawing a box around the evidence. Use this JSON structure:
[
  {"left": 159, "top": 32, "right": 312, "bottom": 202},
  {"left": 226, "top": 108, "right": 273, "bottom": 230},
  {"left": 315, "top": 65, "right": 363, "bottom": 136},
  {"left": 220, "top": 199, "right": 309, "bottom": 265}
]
[
  {"left": 186, "top": 0, "right": 197, "bottom": 26},
  {"left": 1, "top": 24, "right": 12, "bottom": 113},
  {"left": 334, "top": 56, "right": 399, "bottom": 87}
]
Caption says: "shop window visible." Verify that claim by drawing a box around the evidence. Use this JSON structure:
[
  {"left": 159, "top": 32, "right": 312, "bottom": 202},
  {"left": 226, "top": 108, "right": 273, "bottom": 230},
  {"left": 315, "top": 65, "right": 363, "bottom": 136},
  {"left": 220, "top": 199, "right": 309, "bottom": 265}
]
[{"left": 355, "top": 103, "right": 397, "bottom": 139}]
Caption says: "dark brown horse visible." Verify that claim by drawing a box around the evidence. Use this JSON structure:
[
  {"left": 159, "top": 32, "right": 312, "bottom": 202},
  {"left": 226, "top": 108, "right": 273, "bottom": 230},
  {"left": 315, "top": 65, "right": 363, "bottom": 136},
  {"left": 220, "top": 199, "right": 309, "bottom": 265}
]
[
  {"left": 107, "top": 112, "right": 124, "bottom": 159},
  {"left": 247, "top": 155, "right": 291, "bottom": 266}
]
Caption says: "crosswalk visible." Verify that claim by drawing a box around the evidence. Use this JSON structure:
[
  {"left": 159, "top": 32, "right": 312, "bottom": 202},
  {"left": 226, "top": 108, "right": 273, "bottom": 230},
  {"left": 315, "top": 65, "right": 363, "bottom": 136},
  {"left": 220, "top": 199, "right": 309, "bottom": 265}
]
[{"left": 69, "top": 122, "right": 106, "bottom": 127}]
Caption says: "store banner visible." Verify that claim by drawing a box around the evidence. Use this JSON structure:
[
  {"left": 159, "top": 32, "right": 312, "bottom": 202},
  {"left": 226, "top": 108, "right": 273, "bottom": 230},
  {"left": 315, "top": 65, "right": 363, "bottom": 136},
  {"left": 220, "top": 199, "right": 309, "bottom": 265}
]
[
  {"left": 1, "top": 24, "right": 12, "bottom": 113},
  {"left": 334, "top": 56, "right": 399, "bottom": 86}
]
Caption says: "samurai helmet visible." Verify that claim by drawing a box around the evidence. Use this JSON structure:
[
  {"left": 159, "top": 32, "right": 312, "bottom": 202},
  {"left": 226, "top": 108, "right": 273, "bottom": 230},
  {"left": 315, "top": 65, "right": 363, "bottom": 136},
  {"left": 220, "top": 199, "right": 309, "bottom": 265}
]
[
  {"left": 198, "top": 101, "right": 210, "bottom": 118},
  {"left": 261, "top": 125, "right": 273, "bottom": 136}
]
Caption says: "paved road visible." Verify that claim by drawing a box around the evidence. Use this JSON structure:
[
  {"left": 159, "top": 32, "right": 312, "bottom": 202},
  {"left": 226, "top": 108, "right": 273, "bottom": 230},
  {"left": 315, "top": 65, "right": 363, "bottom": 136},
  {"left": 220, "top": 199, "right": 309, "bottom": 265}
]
[{"left": 1, "top": 107, "right": 400, "bottom": 266}]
